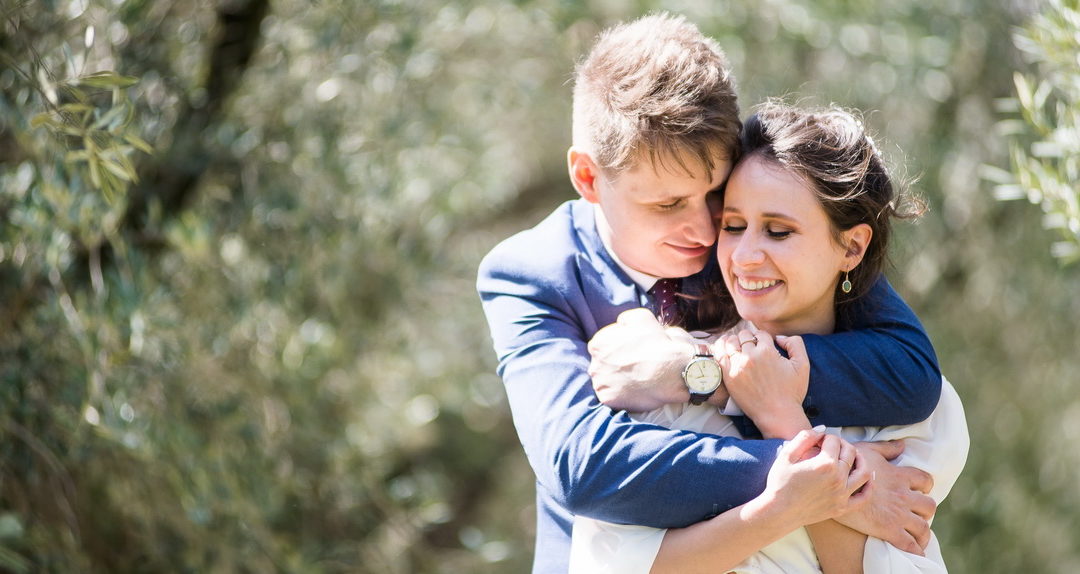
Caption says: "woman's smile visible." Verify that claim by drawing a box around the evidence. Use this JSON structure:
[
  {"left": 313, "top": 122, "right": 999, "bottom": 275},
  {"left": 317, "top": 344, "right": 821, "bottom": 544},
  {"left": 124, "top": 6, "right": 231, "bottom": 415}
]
[{"left": 735, "top": 276, "right": 781, "bottom": 293}]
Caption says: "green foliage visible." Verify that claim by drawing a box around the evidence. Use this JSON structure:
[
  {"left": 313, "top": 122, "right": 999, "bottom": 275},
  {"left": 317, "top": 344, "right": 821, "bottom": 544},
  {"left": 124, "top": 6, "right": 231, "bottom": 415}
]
[
  {"left": 993, "top": 0, "right": 1080, "bottom": 264},
  {"left": 3, "top": 0, "right": 563, "bottom": 571},
  {"left": 31, "top": 72, "right": 147, "bottom": 197},
  {"left": 1, "top": 9, "right": 147, "bottom": 292},
  {"left": 1, "top": 0, "right": 1079, "bottom": 572}
]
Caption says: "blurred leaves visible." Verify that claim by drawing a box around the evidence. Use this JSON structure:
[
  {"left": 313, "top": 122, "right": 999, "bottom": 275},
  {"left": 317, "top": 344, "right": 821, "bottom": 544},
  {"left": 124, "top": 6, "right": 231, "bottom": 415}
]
[
  {"left": 3, "top": 0, "right": 554, "bottom": 571},
  {"left": 1, "top": 0, "right": 1079, "bottom": 573},
  {"left": 994, "top": 0, "right": 1080, "bottom": 263},
  {"left": 31, "top": 82, "right": 147, "bottom": 206}
]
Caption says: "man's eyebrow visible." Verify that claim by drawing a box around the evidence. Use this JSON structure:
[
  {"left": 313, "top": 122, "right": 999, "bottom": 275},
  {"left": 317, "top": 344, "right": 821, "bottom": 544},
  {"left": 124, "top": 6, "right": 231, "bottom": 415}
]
[{"left": 647, "top": 192, "right": 690, "bottom": 202}]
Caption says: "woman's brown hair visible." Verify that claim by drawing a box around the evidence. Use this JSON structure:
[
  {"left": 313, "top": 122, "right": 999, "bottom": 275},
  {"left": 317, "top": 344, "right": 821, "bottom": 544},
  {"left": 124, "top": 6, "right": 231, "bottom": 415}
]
[{"left": 693, "top": 101, "right": 924, "bottom": 331}]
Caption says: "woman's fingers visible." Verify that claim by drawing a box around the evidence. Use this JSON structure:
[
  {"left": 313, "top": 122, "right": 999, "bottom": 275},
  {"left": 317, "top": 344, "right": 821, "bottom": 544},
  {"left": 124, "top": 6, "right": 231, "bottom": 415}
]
[
  {"left": 846, "top": 450, "right": 873, "bottom": 495},
  {"left": 720, "top": 333, "right": 742, "bottom": 357},
  {"left": 752, "top": 329, "right": 775, "bottom": 353},
  {"left": 814, "top": 435, "right": 874, "bottom": 499},
  {"left": 782, "top": 428, "right": 825, "bottom": 463},
  {"left": 736, "top": 328, "right": 757, "bottom": 350},
  {"left": 816, "top": 433, "right": 843, "bottom": 462},
  {"left": 716, "top": 351, "right": 731, "bottom": 378},
  {"left": 838, "top": 438, "right": 857, "bottom": 473}
]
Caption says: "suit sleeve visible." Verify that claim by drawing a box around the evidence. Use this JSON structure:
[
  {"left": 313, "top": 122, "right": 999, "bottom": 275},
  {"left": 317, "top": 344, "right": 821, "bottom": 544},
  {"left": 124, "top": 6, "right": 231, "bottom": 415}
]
[
  {"left": 477, "top": 250, "right": 782, "bottom": 528},
  {"left": 800, "top": 276, "right": 942, "bottom": 427}
]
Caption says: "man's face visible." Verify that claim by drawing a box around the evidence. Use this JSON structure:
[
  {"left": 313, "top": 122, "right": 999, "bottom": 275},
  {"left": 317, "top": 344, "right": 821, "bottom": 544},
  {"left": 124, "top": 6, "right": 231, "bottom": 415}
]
[{"left": 592, "top": 154, "right": 732, "bottom": 279}]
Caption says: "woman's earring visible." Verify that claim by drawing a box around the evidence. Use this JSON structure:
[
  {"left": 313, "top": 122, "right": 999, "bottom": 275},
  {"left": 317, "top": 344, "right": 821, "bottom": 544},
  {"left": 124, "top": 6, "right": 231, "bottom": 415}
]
[{"left": 841, "top": 271, "right": 852, "bottom": 294}]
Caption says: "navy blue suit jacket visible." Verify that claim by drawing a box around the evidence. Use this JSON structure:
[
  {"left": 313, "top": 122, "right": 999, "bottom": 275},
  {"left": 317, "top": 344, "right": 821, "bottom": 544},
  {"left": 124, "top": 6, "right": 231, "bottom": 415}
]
[{"left": 477, "top": 199, "right": 941, "bottom": 573}]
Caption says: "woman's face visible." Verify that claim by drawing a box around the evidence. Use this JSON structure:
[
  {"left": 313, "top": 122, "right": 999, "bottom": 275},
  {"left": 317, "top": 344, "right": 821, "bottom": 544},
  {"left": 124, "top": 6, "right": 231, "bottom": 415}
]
[{"left": 716, "top": 155, "right": 859, "bottom": 336}]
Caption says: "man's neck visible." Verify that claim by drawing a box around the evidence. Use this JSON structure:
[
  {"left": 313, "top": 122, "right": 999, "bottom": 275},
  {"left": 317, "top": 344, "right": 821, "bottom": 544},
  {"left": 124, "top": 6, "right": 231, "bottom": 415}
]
[{"left": 593, "top": 204, "right": 660, "bottom": 292}]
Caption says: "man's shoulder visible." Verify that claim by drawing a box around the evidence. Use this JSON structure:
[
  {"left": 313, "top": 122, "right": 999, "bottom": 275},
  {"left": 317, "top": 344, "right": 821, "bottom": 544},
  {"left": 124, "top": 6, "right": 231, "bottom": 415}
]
[{"left": 478, "top": 199, "right": 595, "bottom": 284}]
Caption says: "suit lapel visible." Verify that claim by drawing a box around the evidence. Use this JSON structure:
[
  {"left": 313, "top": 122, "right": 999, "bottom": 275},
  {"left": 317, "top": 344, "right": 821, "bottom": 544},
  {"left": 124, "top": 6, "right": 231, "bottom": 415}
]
[{"left": 569, "top": 200, "right": 644, "bottom": 335}]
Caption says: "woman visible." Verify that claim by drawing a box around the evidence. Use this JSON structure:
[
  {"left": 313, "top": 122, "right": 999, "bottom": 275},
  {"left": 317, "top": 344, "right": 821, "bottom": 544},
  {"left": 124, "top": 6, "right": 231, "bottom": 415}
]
[{"left": 569, "top": 102, "right": 968, "bottom": 573}]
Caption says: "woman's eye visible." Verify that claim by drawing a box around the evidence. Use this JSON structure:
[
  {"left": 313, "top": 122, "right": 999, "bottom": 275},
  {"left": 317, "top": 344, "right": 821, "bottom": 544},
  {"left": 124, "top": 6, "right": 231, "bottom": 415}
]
[
  {"left": 721, "top": 225, "right": 746, "bottom": 234},
  {"left": 767, "top": 229, "right": 793, "bottom": 239}
]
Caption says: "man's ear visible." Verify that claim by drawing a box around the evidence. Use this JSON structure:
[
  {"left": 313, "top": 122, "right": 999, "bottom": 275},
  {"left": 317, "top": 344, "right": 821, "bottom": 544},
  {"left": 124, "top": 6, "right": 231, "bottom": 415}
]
[
  {"left": 841, "top": 223, "right": 873, "bottom": 270},
  {"left": 568, "top": 147, "right": 601, "bottom": 203}
]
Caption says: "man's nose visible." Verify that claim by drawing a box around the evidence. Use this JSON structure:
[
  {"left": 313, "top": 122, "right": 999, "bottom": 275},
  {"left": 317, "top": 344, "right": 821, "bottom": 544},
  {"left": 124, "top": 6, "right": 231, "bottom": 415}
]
[{"left": 686, "top": 202, "right": 717, "bottom": 245}]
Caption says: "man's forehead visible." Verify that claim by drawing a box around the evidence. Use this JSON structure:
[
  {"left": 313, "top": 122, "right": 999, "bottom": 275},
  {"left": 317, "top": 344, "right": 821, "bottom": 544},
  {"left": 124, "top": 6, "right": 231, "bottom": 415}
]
[{"left": 626, "top": 150, "right": 730, "bottom": 186}]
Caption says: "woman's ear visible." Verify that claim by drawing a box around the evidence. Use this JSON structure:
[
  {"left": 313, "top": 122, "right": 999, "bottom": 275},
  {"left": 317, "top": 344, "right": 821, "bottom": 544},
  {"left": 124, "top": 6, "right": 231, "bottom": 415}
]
[
  {"left": 842, "top": 223, "right": 873, "bottom": 270},
  {"left": 568, "top": 147, "right": 601, "bottom": 203}
]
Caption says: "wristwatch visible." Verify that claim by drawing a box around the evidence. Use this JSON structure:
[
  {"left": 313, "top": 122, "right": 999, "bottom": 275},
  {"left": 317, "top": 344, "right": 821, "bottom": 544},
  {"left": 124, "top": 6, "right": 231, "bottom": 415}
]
[{"left": 681, "top": 343, "right": 722, "bottom": 405}]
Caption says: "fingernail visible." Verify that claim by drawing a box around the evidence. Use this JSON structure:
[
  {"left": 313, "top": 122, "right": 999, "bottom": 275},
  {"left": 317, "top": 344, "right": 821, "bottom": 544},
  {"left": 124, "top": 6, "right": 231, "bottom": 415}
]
[{"left": 812, "top": 425, "right": 826, "bottom": 433}]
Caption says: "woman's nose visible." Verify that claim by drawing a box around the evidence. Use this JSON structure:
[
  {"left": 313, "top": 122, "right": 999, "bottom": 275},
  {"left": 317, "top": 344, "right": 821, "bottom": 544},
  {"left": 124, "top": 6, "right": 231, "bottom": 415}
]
[{"left": 731, "top": 234, "right": 765, "bottom": 266}]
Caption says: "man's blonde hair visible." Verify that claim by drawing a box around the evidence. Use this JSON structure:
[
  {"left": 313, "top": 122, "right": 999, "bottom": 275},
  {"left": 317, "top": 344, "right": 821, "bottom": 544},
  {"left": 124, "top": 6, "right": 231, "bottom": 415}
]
[{"left": 572, "top": 12, "right": 741, "bottom": 177}]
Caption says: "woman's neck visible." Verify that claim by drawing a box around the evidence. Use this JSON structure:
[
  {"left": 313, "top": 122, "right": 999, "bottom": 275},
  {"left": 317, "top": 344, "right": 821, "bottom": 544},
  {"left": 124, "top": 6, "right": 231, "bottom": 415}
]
[{"left": 754, "top": 313, "right": 836, "bottom": 337}]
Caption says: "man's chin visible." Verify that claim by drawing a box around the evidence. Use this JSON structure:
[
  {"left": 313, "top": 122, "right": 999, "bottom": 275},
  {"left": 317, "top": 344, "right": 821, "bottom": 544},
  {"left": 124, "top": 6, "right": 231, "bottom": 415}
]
[{"left": 666, "top": 258, "right": 709, "bottom": 279}]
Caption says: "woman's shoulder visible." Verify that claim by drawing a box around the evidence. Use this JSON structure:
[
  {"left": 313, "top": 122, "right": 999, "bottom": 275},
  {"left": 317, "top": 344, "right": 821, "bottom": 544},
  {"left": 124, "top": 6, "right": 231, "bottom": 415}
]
[{"left": 631, "top": 403, "right": 740, "bottom": 437}]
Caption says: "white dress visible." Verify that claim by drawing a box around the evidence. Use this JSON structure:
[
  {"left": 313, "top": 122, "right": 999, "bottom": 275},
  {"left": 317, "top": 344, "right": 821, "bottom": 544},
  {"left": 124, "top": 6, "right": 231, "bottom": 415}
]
[{"left": 569, "top": 330, "right": 970, "bottom": 574}]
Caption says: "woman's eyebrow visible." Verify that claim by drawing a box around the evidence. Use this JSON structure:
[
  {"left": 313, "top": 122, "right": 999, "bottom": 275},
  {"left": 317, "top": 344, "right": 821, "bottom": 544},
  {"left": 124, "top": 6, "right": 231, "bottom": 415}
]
[
  {"left": 721, "top": 206, "right": 799, "bottom": 223},
  {"left": 761, "top": 211, "right": 798, "bottom": 222}
]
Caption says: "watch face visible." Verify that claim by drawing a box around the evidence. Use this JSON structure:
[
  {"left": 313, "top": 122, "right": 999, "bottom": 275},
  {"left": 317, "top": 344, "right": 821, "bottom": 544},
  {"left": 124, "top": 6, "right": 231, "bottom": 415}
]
[{"left": 684, "top": 358, "right": 721, "bottom": 393}]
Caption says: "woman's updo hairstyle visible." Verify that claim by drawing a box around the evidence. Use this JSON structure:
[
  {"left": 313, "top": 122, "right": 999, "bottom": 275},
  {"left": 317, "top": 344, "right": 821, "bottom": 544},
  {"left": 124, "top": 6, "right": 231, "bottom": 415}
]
[
  {"left": 740, "top": 101, "right": 924, "bottom": 312},
  {"left": 693, "top": 101, "right": 924, "bottom": 331}
]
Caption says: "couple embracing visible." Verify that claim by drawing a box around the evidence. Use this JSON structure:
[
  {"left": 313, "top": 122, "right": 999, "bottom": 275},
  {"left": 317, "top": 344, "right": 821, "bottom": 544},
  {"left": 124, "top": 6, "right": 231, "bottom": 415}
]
[{"left": 477, "top": 12, "right": 968, "bottom": 574}]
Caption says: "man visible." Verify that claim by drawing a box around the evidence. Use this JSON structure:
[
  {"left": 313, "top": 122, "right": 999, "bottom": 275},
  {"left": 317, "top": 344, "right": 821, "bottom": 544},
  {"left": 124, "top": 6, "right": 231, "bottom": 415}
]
[{"left": 477, "top": 13, "right": 940, "bottom": 573}]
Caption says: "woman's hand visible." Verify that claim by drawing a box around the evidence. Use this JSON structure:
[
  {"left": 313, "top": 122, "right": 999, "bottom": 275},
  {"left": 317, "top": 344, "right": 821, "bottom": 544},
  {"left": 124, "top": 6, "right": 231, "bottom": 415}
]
[
  {"left": 650, "top": 429, "right": 872, "bottom": 574},
  {"left": 716, "top": 327, "right": 811, "bottom": 439},
  {"left": 757, "top": 429, "right": 872, "bottom": 528}
]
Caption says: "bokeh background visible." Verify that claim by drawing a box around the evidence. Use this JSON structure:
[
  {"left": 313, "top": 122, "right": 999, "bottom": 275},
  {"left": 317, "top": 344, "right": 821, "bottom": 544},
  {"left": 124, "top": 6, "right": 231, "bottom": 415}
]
[{"left": 2, "top": 0, "right": 1078, "bottom": 572}]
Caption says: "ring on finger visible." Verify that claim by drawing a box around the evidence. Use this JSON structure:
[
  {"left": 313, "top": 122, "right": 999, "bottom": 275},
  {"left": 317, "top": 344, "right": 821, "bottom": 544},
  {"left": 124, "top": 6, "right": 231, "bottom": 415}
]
[{"left": 739, "top": 336, "right": 758, "bottom": 347}]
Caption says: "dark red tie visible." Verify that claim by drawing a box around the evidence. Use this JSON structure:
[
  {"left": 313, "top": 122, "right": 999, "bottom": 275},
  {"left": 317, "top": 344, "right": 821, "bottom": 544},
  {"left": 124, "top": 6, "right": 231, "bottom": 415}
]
[{"left": 650, "top": 278, "right": 682, "bottom": 325}]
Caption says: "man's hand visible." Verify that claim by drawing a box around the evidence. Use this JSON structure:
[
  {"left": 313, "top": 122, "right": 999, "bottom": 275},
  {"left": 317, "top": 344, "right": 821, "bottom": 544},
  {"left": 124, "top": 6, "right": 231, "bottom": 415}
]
[
  {"left": 588, "top": 308, "right": 691, "bottom": 411},
  {"left": 835, "top": 440, "right": 937, "bottom": 555}
]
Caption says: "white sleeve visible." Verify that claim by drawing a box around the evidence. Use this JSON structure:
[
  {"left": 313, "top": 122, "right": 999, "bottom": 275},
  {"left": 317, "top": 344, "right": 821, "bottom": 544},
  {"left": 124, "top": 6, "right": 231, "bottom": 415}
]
[
  {"left": 895, "top": 377, "right": 969, "bottom": 504},
  {"left": 836, "top": 377, "right": 969, "bottom": 573},
  {"left": 862, "top": 532, "right": 948, "bottom": 574},
  {"left": 836, "top": 377, "right": 969, "bottom": 504},
  {"left": 569, "top": 517, "right": 665, "bottom": 574}
]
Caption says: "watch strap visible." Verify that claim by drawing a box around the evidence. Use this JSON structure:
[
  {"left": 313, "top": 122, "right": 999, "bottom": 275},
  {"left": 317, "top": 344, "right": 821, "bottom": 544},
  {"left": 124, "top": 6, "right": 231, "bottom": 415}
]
[{"left": 688, "top": 391, "right": 712, "bottom": 405}]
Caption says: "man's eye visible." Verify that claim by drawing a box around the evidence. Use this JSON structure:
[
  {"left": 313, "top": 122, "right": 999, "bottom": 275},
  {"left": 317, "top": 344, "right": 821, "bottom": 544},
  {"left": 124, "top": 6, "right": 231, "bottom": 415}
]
[
  {"left": 721, "top": 225, "right": 746, "bottom": 234},
  {"left": 657, "top": 199, "right": 683, "bottom": 210}
]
